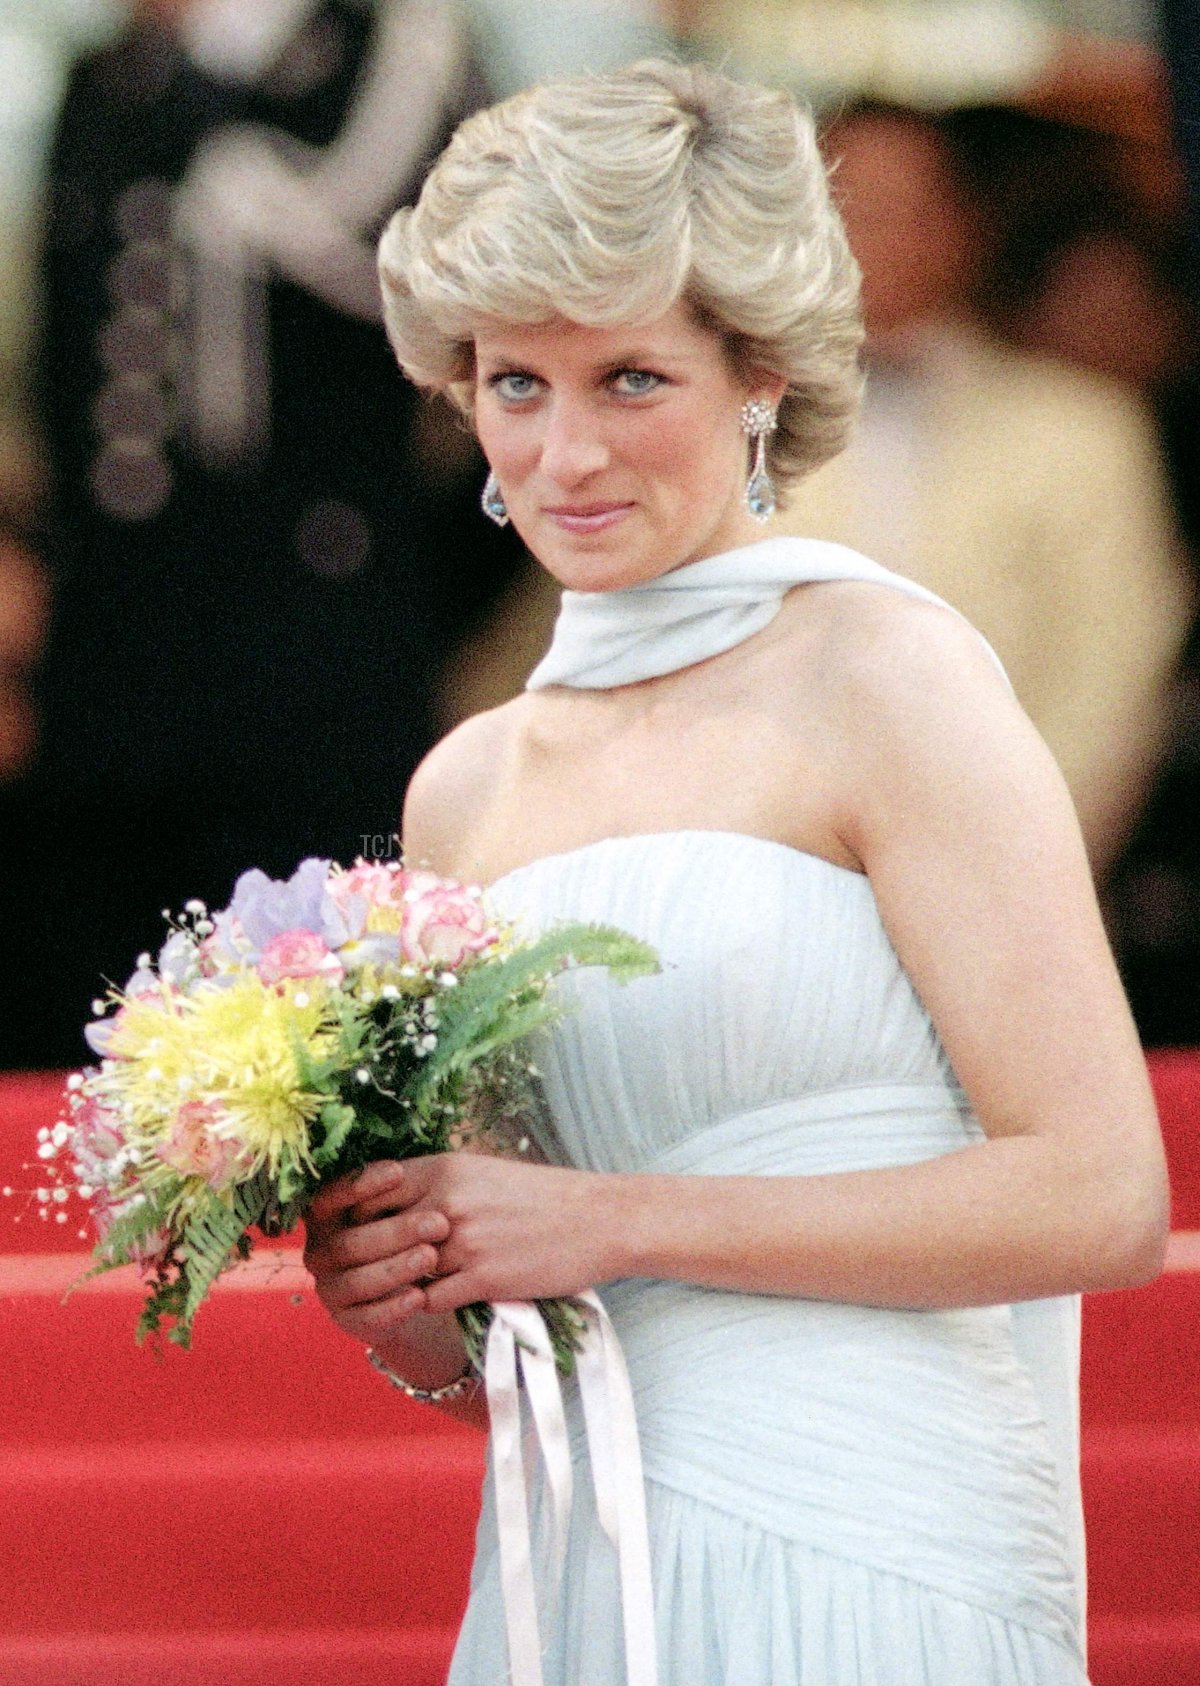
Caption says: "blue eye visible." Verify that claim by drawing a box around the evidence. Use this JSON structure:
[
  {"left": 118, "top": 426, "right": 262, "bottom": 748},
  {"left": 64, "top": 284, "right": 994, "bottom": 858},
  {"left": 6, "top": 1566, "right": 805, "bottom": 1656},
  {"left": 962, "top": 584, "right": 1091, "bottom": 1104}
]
[
  {"left": 491, "top": 372, "right": 539, "bottom": 402},
  {"left": 613, "top": 369, "right": 662, "bottom": 395}
]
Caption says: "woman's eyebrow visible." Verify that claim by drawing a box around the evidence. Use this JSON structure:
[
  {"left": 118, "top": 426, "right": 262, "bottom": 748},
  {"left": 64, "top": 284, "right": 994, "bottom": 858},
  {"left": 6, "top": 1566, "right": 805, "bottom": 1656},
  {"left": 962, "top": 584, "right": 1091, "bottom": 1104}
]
[
  {"left": 596, "top": 348, "right": 688, "bottom": 371},
  {"left": 474, "top": 344, "right": 693, "bottom": 375},
  {"left": 476, "top": 349, "right": 540, "bottom": 370}
]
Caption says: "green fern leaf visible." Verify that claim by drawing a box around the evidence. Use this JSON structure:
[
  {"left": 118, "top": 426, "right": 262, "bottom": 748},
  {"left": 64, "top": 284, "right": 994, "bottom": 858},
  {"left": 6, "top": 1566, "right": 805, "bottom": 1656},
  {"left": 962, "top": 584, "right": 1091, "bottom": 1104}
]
[
  {"left": 410, "top": 923, "right": 657, "bottom": 1117},
  {"left": 173, "top": 1172, "right": 273, "bottom": 1334}
]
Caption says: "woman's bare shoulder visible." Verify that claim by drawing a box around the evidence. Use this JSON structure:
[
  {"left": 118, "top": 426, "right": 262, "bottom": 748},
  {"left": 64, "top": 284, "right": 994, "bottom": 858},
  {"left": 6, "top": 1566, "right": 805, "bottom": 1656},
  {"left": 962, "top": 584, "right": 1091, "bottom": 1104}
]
[
  {"left": 402, "top": 699, "right": 526, "bottom": 876},
  {"left": 767, "top": 578, "right": 1044, "bottom": 849},
  {"left": 803, "top": 579, "right": 1071, "bottom": 862},
  {"left": 777, "top": 577, "right": 1013, "bottom": 724},
  {"left": 761, "top": 577, "right": 1020, "bottom": 766}
]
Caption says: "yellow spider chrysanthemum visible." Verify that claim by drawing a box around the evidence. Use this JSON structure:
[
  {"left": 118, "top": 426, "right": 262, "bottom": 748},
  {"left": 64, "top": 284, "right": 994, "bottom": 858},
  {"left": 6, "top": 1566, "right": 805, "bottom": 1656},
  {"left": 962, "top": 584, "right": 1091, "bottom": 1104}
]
[{"left": 106, "top": 975, "right": 337, "bottom": 1177}]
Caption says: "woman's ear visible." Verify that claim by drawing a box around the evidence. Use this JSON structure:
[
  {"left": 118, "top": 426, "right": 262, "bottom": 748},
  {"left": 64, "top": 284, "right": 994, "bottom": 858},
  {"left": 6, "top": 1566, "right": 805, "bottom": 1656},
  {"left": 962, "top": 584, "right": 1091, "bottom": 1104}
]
[
  {"left": 736, "top": 360, "right": 789, "bottom": 418},
  {"left": 750, "top": 372, "right": 789, "bottom": 414}
]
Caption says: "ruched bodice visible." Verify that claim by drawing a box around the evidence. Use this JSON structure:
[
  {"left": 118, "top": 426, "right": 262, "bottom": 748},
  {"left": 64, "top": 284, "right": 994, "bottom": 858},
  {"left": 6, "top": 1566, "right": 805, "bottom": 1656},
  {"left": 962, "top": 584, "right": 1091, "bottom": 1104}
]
[
  {"left": 490, "top": 830, "right": 963, "bottom": 1170},
  {"left": 449, "top": 829, "right": 1088, "bottom": 1685}
]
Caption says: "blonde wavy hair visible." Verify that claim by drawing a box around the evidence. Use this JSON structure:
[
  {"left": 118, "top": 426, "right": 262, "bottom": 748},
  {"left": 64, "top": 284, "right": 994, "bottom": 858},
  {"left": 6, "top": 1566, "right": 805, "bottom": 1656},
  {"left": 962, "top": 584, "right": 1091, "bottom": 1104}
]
[{"left": 378, "top": 59, "right": 863, "bottom": 497}]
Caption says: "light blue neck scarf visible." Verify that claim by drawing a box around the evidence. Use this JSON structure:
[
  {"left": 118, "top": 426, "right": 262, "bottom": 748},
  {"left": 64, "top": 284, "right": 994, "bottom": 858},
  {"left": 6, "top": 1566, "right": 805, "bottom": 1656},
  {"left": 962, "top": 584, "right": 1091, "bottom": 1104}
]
[{"left": 525, "top": 536, "right": 1006, "bottom": 691}]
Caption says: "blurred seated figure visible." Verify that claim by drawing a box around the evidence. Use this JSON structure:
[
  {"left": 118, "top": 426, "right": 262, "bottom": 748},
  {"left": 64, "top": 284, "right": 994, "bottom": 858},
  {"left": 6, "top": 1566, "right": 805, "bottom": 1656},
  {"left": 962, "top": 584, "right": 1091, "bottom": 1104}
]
[
  {"left": 0, "top": 0, "right": 525, "bottom": 1069},
  {"left": 776, "top": 103, "right": 1194, "bottom": 886}
]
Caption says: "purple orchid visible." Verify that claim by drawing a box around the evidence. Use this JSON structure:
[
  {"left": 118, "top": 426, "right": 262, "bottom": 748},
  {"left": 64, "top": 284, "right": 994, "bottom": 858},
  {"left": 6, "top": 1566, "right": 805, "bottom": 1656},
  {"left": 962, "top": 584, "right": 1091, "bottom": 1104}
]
[
  {"left": 84, "top": 1019, "right": 115, "bottom": 1056},
  {"left": 225, "top": 858, "right": 360, "bottom": 959}
]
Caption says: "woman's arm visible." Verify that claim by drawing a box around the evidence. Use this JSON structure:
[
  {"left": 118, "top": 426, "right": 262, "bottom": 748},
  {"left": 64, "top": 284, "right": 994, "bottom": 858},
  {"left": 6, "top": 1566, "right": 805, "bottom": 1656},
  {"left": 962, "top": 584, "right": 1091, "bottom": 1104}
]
[
  {"left": 813, "top": 592, "right": 1169, "bottom": 1302},
  {"left": 382, "top": 598, "right": 1167, "bottom": 1317}
]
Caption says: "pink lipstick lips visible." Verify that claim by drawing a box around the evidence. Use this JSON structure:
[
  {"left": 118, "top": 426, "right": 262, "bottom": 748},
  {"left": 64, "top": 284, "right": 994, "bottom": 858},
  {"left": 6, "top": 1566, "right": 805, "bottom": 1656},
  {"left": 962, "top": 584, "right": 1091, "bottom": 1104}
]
[{"left": 543, "top": 502, "right": 633, "bottom": 534}]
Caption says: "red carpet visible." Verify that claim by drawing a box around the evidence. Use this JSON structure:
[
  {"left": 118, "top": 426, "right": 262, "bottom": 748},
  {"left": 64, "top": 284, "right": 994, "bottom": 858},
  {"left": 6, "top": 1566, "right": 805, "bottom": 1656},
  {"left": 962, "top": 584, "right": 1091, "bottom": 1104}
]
[{"left": 1, "top": 1056, "right": 1197, "bottom": 1683}]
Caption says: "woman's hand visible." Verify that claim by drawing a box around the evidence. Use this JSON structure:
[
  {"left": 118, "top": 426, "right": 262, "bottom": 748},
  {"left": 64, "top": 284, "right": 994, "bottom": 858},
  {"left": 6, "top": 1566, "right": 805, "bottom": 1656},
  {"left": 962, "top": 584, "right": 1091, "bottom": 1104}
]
[
  {"left": 303, "top": 1163, "right": 453, "bottom": 1342},
  {"left": 322, "top": 1153, "right": 621, "bottom": 1319}
]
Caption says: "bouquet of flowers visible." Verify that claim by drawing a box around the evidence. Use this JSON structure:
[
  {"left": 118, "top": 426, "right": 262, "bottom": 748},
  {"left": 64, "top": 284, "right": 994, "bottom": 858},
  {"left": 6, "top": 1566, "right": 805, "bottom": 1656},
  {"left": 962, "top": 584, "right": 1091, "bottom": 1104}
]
[{"left": 47, "top": 856, "right": 657, "bottom": 1370}]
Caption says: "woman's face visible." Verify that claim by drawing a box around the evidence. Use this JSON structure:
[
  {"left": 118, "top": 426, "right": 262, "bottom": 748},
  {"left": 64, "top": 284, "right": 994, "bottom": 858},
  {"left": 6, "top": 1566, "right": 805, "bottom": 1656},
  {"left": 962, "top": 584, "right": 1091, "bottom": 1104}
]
[{"left": 472, "top": 301, "right": 783, "bottom": 592}]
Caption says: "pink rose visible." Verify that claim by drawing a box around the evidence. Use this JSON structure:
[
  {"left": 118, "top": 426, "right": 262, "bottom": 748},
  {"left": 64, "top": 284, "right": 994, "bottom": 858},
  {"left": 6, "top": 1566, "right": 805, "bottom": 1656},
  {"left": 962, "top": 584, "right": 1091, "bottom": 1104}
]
[
  {"left": 159, "top": 1100, "right": 245, "bottom": 1189},
  {"left": 400, "top": 873, "right": 496, "bottom": 968},
  {"left": 257, "top": 927, "right": 345, "bottom": 986},
  {"left": 70, "top": 1094, "right": 127, "bottom": 1185},
  {"left": 328, "top": 860, "right": 406, "bottom": 912}
]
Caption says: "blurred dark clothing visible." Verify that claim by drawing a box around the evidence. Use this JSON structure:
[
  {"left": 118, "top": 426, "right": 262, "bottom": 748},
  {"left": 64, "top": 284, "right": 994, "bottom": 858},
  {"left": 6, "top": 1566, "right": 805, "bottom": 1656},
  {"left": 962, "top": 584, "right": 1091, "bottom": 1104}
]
[
  {"left": 1, "top": 2, "right": 522, "bottom": 1068},
  {"left": 1162, "top": 0, "right": 1200, "bottom": 292},
  {"left": 1106, "top": 9, "right": 1200, "bottom": 1047}
]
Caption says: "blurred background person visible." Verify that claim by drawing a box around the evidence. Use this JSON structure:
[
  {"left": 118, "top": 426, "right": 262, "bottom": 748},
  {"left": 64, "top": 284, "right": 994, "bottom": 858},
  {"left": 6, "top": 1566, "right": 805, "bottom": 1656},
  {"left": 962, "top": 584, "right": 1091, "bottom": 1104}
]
[
  {"left": 941, "top": 98, "right": 1200, "bottom": 1046},
  {"left": 776, "top": 99, "right": 1194, "bottom": 888},
  {"left": 0, "top": 0, "right": 667, "bottom": 1071}
]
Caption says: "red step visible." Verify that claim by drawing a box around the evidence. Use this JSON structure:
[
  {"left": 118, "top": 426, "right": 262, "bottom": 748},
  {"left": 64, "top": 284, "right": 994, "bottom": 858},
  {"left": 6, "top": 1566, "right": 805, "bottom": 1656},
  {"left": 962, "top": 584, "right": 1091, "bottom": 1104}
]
[
  {"left": 0, "top": 1627, "right": 458, "bottom": 1686},
  {"left": 1082, "top": 1267, "right": 1200, "bottom": 1427},
  {"left": 0, "top": 1254, "right": 477, "bottom": 1445},
  {"left": 1147, "top": 1050, "right": 1200, "bottom": 1229},
  {"left": 1089, "top": 1616, "right": 1200, "bottom": 1686},
  {"left": 0, "top": 1437, "right": 483, "bottom": 1634},
  {"left": 1083, "top": 1429, "right": 1200, "bottom": 1621}
]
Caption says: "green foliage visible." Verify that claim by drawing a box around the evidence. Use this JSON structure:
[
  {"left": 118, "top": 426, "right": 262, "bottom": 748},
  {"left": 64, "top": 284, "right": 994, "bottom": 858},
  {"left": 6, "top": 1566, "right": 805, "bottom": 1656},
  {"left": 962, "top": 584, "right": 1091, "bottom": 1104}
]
[
  {"left": 312, "top": 1100, "right": 358, "bottom": 1167},
  {"left": 409, "top": 923, "right": 658, "bottom": 1124},
  {"left": 273, "top": 1148, "right": 310, "bottom": 1209},
  {"left": 140, "top": 1171, "right": 272, "bottom": 1347}
]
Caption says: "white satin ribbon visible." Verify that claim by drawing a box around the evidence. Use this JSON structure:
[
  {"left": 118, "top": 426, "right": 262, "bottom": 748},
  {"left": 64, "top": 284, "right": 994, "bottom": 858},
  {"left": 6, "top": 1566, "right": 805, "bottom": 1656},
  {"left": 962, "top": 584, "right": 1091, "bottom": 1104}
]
[
  {"left": 575, "top": 1290, "right": 659, "bottom": 1686},
  {"left": 484, "top": 1294, "right": 659, "bottom": 1686}
]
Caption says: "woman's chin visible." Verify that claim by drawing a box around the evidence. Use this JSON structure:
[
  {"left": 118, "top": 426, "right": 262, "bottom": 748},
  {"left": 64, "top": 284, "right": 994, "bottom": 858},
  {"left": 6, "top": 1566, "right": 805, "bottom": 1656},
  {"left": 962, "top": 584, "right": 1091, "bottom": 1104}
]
[{"left": 528, "top": 523, "right": 666, "bottom": 594}]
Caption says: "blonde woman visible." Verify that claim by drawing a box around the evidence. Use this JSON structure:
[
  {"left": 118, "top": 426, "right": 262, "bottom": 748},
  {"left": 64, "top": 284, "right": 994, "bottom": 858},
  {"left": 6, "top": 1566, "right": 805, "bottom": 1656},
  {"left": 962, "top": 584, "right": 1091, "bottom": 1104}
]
[{"left": 303, "top": 61, "right": 1166, "bottom": 1685}]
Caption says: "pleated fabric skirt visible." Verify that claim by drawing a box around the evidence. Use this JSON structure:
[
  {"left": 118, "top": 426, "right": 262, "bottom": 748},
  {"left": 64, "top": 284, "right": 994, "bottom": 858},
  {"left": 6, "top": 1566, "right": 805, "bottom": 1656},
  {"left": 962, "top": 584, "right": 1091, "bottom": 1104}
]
[{"left": 448, "top": 1470, "right": 1091, "bottom": 1686}]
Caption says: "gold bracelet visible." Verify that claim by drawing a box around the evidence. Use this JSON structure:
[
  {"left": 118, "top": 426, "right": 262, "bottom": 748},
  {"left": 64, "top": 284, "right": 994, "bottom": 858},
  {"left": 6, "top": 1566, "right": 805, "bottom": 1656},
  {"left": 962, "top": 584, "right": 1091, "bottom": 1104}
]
[{"left": 365, "top": 1346, "right": 477, "bottom": 1403}]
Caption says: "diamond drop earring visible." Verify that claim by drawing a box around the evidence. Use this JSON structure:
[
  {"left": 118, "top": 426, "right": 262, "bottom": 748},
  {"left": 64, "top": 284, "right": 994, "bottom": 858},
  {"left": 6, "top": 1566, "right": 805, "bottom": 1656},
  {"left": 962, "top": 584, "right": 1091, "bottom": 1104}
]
[
  {"left": 481, "top": 470, "right": 509, "bottom": 527},
  {"left": 740, "top": 398, "right": 778, "bottom": 523}
]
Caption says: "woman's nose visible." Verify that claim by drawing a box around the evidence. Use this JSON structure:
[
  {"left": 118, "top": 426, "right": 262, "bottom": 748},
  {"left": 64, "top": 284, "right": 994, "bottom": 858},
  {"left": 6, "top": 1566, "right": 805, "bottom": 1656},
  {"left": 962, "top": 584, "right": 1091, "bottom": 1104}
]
[{"left": 537, "top": 398, "right": 609, "bottom": 485}]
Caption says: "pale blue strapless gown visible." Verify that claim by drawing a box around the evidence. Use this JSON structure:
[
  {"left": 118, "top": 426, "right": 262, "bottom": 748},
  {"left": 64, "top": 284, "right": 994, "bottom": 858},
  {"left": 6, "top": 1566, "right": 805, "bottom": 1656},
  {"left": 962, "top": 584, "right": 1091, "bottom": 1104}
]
[{"left": 448, "top": 830, "right": 1089, "bottom": 1685}]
